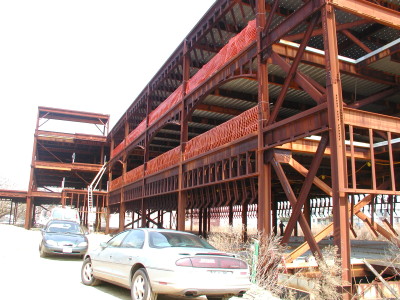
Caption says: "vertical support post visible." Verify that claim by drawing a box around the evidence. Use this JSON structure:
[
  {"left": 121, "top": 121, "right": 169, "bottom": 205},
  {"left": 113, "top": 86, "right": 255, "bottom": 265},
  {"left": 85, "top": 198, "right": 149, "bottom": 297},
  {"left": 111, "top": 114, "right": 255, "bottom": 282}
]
[
  {"left": 272, "top": 198, "right": 278, "bottom": 235},
  {"left": 388, "top": 132, "right": 396, "bottom": 191},
  {"left": 61, "top": 190, "right": 66, "bottom": 207},
  {"left": 322, "top": 4, "right": 352, "bottom": 295},
  {"left": 119, "top": 197, "right": 126, "bottom": 232},
  {"left": 32, "top": 204, "right": 37, "bottom": 226},
  {"left": 229, "top": 203, "right": 234, "bottom": 226},
  {"left": 177, "top": 40, "right": 190, "bottom": 231},
  {"left": 242, "top": 202, "right": 248, "bottom": 242},
  {"left": 199, "top": 209, "right": 203, "bottom": 236},
  {"left": 256, "top": 0, "right": 271, "bottom": 234},
  {"left": 303, "top": 199, "right": 311, "bottom": 227},
  {"left": 207, "top": 208, "right": 211, "bottom": 234},
  {"left": 190, "top": 208, "right": 193, "bottom": 231},
  {"left": 14, "top": 202, "right": 18, "bottom": 225},
  {"left": 119, "top": 160, "right": 127, "bottom": 232},
  {"left": 389, "top": 195, "right": 394, "bottom": 226},
  {"left": 141, "top": 87, "right": 151, "bottom": 228},
  {"left": 203, "top": 207, "right": 208, "bottom": 237},
  {"left": 105, "top": 170, "right": 112, "bottom": 234},
  {"left": 9, "top": 201, "right": 13, "bottom": 225}
]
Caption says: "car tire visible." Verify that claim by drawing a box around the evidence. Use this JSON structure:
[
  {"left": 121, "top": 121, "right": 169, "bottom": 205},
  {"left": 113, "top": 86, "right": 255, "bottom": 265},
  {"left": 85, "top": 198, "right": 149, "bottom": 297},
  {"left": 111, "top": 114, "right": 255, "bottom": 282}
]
[
  {"left": 39, "top": 245, "right": 47, "bottom": 258},
  {"left": 81, "top": 258, "right": 101, "bottom": 286},
  {"left": 131, "top": 268, "right": 157, "bottom": 300},
  {"left": 207, "top": 297, "right": 231, "bottom": 300}
]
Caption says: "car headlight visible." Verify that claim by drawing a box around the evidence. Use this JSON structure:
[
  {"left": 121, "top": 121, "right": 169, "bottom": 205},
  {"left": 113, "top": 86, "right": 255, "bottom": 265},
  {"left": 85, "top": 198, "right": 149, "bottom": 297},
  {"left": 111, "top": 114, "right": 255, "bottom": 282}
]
[
  {"left": 78, "top": 242, "right": 88, "bottom": 247},
  {"left": 46, "top": 240, "right": 57, "bottom": 246}
]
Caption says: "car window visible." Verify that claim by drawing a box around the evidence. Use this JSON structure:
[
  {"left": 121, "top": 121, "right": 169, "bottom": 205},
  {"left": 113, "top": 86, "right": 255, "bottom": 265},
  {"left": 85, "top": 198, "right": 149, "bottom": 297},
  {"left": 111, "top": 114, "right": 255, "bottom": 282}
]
[
  {"left": 52, "top": 210, "right": 63, "bottom": 219},
  {"left": 107, "top": 231, "right": 130, "bottom": 247},
  {"left": 46, "top": 222, "right": 81, "bottom": 234},
  {"left": 149, "top": 232, "right": 216, "bottom": 249},
  {"left": 120, "top": 230, "right": 145, "bottom": 248}
]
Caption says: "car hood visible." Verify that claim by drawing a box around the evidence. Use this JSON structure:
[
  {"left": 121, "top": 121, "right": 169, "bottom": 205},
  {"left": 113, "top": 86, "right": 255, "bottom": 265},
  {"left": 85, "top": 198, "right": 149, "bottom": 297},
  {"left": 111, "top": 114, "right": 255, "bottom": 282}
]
[{"left": 44, "top": 232, "right": 87, "bottom": 243}]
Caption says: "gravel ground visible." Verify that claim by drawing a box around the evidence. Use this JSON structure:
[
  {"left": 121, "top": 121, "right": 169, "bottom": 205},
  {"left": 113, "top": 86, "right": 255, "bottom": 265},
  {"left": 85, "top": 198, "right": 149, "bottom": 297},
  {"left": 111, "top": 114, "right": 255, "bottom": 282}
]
[{"left": 0, "top": 224, "right": 277, "bottom": 300}]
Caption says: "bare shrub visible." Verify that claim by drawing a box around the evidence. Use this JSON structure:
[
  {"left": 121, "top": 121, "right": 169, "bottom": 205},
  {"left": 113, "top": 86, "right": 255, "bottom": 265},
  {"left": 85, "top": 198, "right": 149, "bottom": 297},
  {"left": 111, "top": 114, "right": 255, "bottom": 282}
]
[
  {"left": 254, "top": 233, "right": 287, "bottom": 294},
  {"left": 207, "top": 225, "right": 248, "bottom": 255},
  {"left": 208, "top": 228, "right": 348, "bottom": 299},
  {"left": 305, "top": 245, "right": 343, "bottom": 300},
  {"left": 208, "top": 228, "right": 291, "bottom": 299},
  {"left": 252, "top": 232, "right": 303, "bottom": 300}
]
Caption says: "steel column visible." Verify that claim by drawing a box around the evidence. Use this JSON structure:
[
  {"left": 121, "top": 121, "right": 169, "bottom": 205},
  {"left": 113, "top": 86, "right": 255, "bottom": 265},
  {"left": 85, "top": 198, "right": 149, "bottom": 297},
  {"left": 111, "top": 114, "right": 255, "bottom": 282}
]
[
  {"left": 141, "top": 88, "right": 151, "bottom": 228},
  {"left": 256, "top": 0, "right": 271, "bottom": 234},
  {"left": 177, "top": 40, "right": 190, "bottom": 231},
  {"left": 322, "top": 3, "right": 352, "bottom": 292},
  {"left": 105, "top": 170, "right": 112, "bottom": 234}
]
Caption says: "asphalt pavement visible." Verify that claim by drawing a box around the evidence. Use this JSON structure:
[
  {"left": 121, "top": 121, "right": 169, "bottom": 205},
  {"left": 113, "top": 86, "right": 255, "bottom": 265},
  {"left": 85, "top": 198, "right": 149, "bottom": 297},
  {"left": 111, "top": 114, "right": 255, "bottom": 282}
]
[
  {"left": 0, "top": 224, "right": 276, "bottom": 300},
  {"left": 0, "top": 224, "right": 132, "bottom": 300}
]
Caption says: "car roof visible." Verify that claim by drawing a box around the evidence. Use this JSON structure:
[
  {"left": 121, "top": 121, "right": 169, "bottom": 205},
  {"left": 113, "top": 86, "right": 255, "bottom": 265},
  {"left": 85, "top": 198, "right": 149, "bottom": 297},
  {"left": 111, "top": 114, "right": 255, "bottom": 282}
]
[
  {"left": 133, "top": 228, "right": 196, "bottom": 235},
  {"left": 47, "top": 219, "right": 80, "bottom": 225}
]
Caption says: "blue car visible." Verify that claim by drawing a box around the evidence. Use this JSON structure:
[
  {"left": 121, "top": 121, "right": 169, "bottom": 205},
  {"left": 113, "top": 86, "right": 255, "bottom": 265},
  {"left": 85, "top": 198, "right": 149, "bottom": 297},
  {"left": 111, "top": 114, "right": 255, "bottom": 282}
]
[{"left": 39, "top": 220, "right": 88, "bottom": 258}]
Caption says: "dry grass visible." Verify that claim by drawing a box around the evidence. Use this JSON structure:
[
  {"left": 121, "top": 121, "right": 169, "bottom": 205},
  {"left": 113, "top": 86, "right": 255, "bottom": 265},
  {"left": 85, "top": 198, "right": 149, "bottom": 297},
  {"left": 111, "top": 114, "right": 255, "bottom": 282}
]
[
  {"left": 253, "top": 232, "right": 290, "bottom": 298},
  {"left": 208, "top": 227, "right": 294, "bottom": 299},
  {"left": 305, "top": 246, "right": 343, "bottom": 300},
  {"left": 208, "top": 227, "right": 348, "bottom": 299},
  {"left": 207, "top": 225, "right": 249, "bottom": 255}
]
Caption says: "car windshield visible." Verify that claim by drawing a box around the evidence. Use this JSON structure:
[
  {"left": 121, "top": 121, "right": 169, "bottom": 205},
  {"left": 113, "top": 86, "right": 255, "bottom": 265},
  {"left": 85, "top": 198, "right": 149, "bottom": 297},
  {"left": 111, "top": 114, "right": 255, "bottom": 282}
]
[
  {"left": 149, "top": 232, "right": 216, "bottom": 249},
  {"left": 46, "top": 223, "right": 82, "bottom": 234}
]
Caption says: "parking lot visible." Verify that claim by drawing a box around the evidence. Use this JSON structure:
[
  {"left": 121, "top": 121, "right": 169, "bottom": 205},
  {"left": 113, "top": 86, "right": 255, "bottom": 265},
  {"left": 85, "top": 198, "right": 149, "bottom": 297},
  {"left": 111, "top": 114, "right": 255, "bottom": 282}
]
[
  {"left": 0, "top": 224, "right": 272, "bottom": 300},
  {"left": 0, "top": 224, "right": 134, "bottom": 300}
]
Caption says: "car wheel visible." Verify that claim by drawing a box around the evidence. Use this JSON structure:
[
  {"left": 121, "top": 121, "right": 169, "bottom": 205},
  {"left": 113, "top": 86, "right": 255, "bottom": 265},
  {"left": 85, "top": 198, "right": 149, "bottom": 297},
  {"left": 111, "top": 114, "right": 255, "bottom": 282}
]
[
  {"left": 131, "top": 268, "right": 157, "bottom": 300},
  {"left": 81, "top": 258, "right": 101, "bottom": 286},
  {"left": 39, "top": 245, "right": 47, "bottom": 258},
  {"left": 207, "top": 297, "right": 231, "bottom": 300}
]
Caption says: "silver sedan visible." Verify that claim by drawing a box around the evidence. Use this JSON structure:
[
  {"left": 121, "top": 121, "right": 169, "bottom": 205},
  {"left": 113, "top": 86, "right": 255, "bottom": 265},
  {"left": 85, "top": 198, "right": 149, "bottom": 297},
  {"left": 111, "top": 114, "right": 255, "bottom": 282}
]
[{"left": 81, "top": 228, "right": 251, "bottom": 300}]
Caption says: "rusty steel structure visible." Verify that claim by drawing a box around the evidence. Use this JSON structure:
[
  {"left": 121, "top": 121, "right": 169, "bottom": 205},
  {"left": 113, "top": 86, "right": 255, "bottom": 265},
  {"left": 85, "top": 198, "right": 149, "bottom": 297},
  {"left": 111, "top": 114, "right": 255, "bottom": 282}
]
[
  {"left": 104, "top": 0, "right": 400, "bottom": 295},
  {"left": 0, "top": 0, "right": 396, "bottom": 296},
  {"left": 23, "top": 107, "right": 110, "bottom": 229}
]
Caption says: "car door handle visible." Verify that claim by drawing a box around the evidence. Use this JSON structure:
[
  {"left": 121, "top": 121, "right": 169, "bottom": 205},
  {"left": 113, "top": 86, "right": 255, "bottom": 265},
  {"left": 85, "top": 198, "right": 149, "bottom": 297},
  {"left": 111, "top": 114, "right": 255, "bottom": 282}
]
[{"left": 128, "top": 256, "right": 132, "bottom": 261}]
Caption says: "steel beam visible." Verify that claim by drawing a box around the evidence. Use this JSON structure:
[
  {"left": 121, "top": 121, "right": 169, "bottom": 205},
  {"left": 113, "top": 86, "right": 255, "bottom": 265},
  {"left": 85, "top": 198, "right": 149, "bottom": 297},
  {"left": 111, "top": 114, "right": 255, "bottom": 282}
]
[
  {"left": 261, "top": 0, "right": 325, "bottom": 55},
  {"left": 270, "top": 52, "right": 324, "bottom": 104},
  {"left": 282, "top": 135, "right": 329, "bottom": 244},
  {"left": 271, "top": 155, "right": 323, "bottom": 259},
  {"left": 340, "top": 29, "right": 372, "bottom": 54},
  {"left": 268, "top": 13, "right": 321, "bottom": 125},
  {"left": 329, "top": 0, "right": 400, "bottom": 30},
  {"left": 264, "top": 103, "right": 329, "bottom": 149},
  {"left": 347, "top": 88, "right": 399, "bottom": 109},
  {"left": 284, "top": 19, "right": 370, "bottom": 41}
]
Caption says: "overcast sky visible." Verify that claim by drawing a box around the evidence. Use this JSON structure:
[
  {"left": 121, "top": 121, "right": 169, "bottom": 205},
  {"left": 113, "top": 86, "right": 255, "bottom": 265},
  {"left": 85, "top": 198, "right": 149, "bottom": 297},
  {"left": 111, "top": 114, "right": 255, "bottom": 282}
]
[{"left": 0, "top": 0, "right": 216, "bottom": 189}]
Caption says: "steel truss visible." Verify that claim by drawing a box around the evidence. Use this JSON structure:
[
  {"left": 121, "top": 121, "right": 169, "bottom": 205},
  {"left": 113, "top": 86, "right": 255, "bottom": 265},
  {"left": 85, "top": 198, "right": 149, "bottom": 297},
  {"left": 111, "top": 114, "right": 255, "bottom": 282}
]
[{"left": 58, "top": 0, "right": 400, "bottom": 297}]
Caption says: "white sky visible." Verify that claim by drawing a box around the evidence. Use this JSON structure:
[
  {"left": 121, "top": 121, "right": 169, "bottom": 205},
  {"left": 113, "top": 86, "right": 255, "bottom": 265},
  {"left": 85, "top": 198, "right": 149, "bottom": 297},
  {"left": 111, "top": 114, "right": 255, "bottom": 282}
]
[{"left": 0, "top": 0, "right": 216, "bottom": 190}]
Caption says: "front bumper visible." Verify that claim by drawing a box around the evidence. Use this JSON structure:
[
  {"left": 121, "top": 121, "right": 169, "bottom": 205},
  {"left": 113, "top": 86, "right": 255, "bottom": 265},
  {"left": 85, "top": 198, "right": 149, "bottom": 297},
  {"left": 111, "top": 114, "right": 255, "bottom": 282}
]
[{"left": 41, "top": 244, "right": 87, "bottom": 256}]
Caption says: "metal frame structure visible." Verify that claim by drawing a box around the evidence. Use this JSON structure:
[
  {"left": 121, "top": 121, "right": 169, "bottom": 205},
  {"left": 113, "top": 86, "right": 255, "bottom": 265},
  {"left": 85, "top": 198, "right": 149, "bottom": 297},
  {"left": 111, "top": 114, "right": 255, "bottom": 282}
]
[
  {"left": 0, "top": 0, "right": 398, "bottom": 296},
  {"left": 23, "top": 107, "right": 110, "bottom": 229},
  {"left": 105, "top": 0, "right": 400, "bottom": 296}
]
